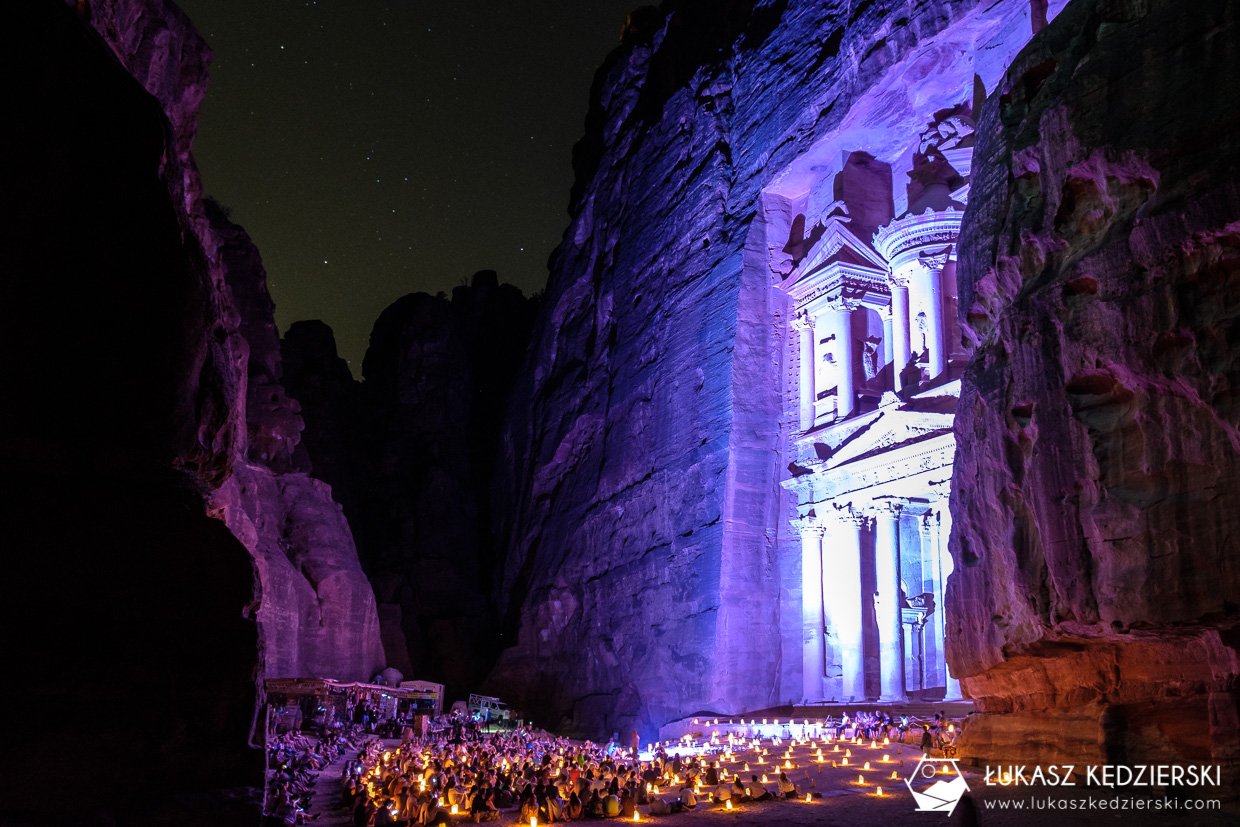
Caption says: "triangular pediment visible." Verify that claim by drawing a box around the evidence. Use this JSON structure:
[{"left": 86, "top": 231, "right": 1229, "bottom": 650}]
[
  {"left": 796, "top": 214, "right": 890, "bottom": 278},
  {"left": 824, "top": 408, "right": 954, "bottom": 467}
]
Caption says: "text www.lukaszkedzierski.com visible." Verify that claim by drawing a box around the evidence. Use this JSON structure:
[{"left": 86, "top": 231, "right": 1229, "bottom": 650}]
[{"left": 983, "top": 796, "right": 1221, "bottom": 811}]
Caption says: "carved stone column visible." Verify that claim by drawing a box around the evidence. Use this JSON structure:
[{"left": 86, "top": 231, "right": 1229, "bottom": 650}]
[
  {"left": 792, "top": 517, "right": 826, "bottom": 703},
  {"left": 825, "top": 509, "right": 866, "bottom": 702},
  {"left": 827, "top": 299, "right": 856, "bottom": 418},
  {"left": 874, "top": 503, "right": 907, "bottom": 701},
  {"left": 888, "top": 271, "right": 912, "bottom": 391},
  {"left": 921, "top": 511, "right": 947, "bottom": 691},
  {"left": 791, "top": 313, "right": 815, "bottom": 432},
  {"left": 916, "top": 249, "right": 950, "bottom": 380},
  {"left": 937, "top": 502, "right": 963, "bottom": 700},
  {"left": 874, "top": 208, "right": 963, "bottom": 387}
]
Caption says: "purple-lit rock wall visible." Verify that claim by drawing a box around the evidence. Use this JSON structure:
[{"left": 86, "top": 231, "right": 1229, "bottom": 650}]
[
  {"left": 487, "top": 0, "right": 1043, "bottom": 740},
  {"left": 951, "top": 0, "right": 1240, "bottom": 778},
  {"left": 2, "top": 2, "right": 262, "bottom": 823},
  {"left": 204, "top": 203, "right": 386, "bottom": 683},
  {"left": 82, "top": 0, "right": 385, "bottom": 685},
  {"left": 25, "top": 0, "right": 383, "bottom": 676}
]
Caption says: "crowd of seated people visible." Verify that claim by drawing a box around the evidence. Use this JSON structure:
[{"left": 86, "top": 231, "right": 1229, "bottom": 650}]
[
  {"left": 333, "top": 726, "right": 808, "bottom": 825},
  {"left": 265, "top": 729, "right": 364, "bottom": 824}
]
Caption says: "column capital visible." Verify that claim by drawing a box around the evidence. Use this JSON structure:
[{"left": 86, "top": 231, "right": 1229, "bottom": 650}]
[
  {"left": 888, "top": 270, "right": 912, "bottom": 288},
  {"left": 916, "top": 245, "right": 954, "bottom": 273},
  {"left": 872, "top": 499, "right": 906, "bottom": 517},
  {"left": 825, "top": 296, "right": 862, "bottom": 313},
  {"left": 830, "top": 506, "right": 868, "bottom": 529},
  {"left": 789, "top": 516, "right": 827, "bottom": 538},
  {"left": 789, "top": 311, "right": 814, "bottom": 333}
]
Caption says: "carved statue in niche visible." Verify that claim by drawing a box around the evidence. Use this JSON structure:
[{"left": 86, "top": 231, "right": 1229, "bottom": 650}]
[
  {"left": 915, "top": 311, "right": 929, "bottom": 359},
  {"left": 918, "top": 108, "right": 975, "bottom": 156},
  {"left": 861, "top": 337, "right": 882, "bottom": 380}
]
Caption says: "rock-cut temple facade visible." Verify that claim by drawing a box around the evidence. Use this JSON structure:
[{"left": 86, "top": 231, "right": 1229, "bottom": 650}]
[
  {"left": 777, "top": 115, "right": 973, "bottom": 703},
  {"left": 758, "top": 0, "right": 1074, "bottom": 709},
  {"left": 489, "top": 0, "right": 1076, "bottom": 738}
]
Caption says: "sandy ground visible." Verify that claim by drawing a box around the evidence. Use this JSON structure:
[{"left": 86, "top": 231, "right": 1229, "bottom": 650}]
[{"left": 301, "top": 733, "right": 1239, "bottom": 827}]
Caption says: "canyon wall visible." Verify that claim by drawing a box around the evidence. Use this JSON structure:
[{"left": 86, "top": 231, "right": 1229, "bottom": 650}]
[
  {"left": 81, "top": 0, "right": 386, "bottom": 685},
  {"left": 951, "top": 0, "right": 1240, "bottom": 781},
  {"left": 205, "top": 199, "right": 386, "bottom": 683},
  {"left": 2, "top": 2, "right": 261, "bottom": 824},
  {"left": 284, "top": 273, "right": 538, "bottom": 700},
  {"left": 2, "top": 2, "right": 384, "bottom": 820},
  {"left": 485, "top": 0, "right": 1051, "bottom": 740}
]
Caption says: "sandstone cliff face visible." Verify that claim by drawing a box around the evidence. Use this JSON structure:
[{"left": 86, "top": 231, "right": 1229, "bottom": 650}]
[
  {"left": 951, "top": 0, "right": 1240, "bottom": 779},
  {"left": 486, "top": 0, "right": 1039, "bottom": 740},
  {"left": 78, "top": 0, "right": 386, "bottom": 685},
  {"left": 2, "top": 2, "right": 259, "bottom": 823},
  {"left": 203, "top": 202, "right": 386, "bottom": 683},
  {"left": 284, "top": 274, "right": 538, "bottom": 699}
]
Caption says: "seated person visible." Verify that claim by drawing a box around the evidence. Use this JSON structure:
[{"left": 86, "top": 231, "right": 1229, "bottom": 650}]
[
  {"left": 425, "top": 797, "right": 450, "bottom": 827},
  {"left": 619, "top": 789, "right": 637, "bottom": 819},
  {"left": 518, "top": 790, "right": 539, "bottom": 824},
  {"left": 587, "top": 789, "right": 605, "bottom": 818},
  {"left": 777, "top": 772, "right": 797, "bottom": 799},
  {"left": 470, "top": 786, "right": 497, "bottom": 822},
  {"left": 746, "top": 775, "right": 773, "bottom": 802},
  {"left": 567, "top": 792, "right": 584, "bottom": 820},
  {"left": 374, "top": 798, "right": 396, "bottom": 826},
  {"left": 547, "top": 791, "right": 565, "bottom": 822}
]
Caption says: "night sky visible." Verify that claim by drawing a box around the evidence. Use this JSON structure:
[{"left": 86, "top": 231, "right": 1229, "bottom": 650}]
[{"left": 177, "top": 0, "right": 638, "bottom": 374}]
